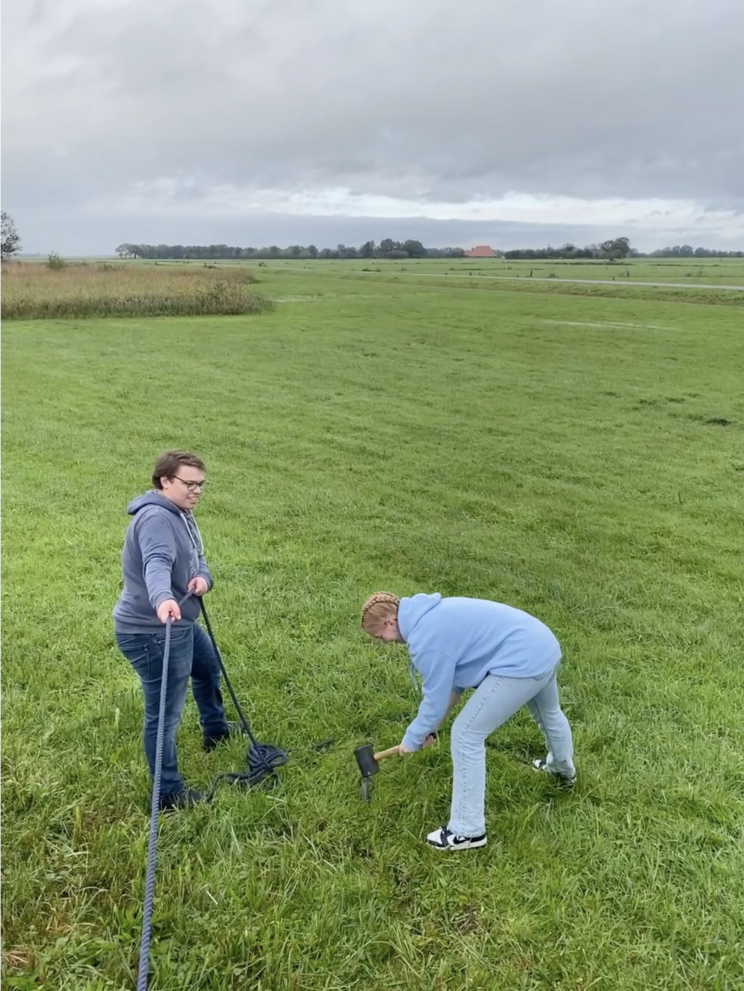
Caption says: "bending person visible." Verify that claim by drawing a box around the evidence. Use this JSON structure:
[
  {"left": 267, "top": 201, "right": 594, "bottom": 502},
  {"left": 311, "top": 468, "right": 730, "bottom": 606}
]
[{"left": 361, "top": 591, "right": 576, "bottom": 850}]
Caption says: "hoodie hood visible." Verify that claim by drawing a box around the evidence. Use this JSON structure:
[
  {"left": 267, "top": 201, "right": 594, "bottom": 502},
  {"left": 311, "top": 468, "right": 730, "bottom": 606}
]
[
  {"left": 398, "top": 593, "right": 442, "bottom": 641},
  {"left": 127, "top": 490, "right": 185, "bottom": 517}
]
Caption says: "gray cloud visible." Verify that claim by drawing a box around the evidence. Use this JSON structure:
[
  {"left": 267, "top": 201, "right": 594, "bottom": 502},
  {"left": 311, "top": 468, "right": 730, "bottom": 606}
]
[{"left": 3, "top": 0, "right": 743, "bottom": 253}]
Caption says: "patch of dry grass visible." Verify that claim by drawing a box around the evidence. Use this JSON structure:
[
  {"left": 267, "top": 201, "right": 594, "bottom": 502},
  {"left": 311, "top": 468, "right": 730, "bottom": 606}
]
[{"left": 1, "top": 262, "right": 273, "bottom": 319}]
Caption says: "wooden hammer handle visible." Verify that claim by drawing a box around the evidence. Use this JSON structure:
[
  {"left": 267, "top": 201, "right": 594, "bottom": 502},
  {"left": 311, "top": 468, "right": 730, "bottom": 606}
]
[{"left": 373, "top": 745, "right": 401, "bottom": 761}]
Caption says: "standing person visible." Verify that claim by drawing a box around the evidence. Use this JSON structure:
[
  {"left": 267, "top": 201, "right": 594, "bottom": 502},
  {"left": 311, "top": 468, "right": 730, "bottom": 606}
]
[
  {"left": 360, "top": 591, "right": 576, "bottom": 851},
  {"left": 113, "top": 450, "right": 234, "bottom": 810}
]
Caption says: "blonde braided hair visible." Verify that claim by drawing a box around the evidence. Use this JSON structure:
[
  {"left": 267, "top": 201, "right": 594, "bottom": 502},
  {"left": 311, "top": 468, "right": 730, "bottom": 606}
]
[{"left": 360, "top": 592, "right": 400, "bottom": 636}]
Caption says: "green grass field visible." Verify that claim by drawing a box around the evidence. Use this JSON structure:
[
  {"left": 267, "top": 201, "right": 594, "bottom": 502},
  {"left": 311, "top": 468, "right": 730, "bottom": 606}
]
[
  {"left": 250, "top": 255, "right": 744, "bottom": 289},
  {"left": 2, "top": 263, "right": 744, "bottom": 990}
]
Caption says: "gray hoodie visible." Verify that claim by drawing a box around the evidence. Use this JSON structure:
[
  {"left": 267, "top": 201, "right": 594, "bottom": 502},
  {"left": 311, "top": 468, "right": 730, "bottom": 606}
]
[{"left": 112, "top": 490, "right": 213, "bottom": 634}]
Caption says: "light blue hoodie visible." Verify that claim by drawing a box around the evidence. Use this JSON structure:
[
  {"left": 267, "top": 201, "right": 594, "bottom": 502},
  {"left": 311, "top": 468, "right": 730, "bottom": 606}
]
[
  {"left": 398, "top": 594, "right": 561, "bottom": 751},
  {"left": 112, "top": 491, "right": 213, "bottom": 634}
]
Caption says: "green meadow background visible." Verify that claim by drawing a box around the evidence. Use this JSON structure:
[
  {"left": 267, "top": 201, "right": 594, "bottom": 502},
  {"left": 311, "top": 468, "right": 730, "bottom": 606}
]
[{"left": 2, "top": 260, "right": 743, "bottom": 990}]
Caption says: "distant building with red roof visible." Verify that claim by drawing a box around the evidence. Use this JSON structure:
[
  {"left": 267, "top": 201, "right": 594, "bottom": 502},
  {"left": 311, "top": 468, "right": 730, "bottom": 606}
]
[{"left": 464, "top": 245, "right": 501, "bottom": 258}]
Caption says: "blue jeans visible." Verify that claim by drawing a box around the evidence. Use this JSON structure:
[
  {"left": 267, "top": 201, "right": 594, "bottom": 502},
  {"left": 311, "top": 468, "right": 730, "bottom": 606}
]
[
  {"left": 115, "top": 623, "right": 229, "bottom": 796},
  {"left": 449, "top": 666, "right": 575, "bottom": 837}
]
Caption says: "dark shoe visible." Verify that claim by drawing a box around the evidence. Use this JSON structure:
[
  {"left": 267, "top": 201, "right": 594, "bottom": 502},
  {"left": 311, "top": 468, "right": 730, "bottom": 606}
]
[
  {"left": 202, "top": 720, "right": 248, "bottom": 752},
  {"left": 158, "top": 787, "right": 206, "bottom": 812}
]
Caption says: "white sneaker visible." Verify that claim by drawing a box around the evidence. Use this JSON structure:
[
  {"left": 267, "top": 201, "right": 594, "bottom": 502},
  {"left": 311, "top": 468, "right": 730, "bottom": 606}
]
[
  {"left": 532, "top": 758, "right": 576, "bottom": 787},
  {"left": 425, "top": 826, "right": 487, "bottom": 851}
]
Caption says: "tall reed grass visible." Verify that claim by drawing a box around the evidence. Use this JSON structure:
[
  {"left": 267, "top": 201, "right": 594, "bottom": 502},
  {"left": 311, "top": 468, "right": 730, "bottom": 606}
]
[{"left": 1, "top": 262, "right": 273, "bottom": 318}]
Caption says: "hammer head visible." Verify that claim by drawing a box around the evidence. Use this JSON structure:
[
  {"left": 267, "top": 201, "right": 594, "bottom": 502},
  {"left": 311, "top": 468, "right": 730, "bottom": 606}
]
[{"left": 354, "top": 744, "right": 379, "bottom": 777}]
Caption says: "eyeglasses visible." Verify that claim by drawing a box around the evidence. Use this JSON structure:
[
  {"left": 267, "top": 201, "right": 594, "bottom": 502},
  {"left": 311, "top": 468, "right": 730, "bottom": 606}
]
[{"left": 172, "top": 476, "right": 208, "bottom": 492}]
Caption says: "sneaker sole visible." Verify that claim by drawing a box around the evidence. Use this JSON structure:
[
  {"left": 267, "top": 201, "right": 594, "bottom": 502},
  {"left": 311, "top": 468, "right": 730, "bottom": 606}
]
[{"left": 426, "top": 839, "right": 488, "bottom": 851}]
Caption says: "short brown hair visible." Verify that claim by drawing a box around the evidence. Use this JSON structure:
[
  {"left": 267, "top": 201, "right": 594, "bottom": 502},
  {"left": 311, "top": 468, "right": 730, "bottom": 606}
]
[
  {"left": 361, "top": 592, "right": 400, "bottom": 636},
  {"left": 152, "top": 450, "right": 206, "bottom": 489}
]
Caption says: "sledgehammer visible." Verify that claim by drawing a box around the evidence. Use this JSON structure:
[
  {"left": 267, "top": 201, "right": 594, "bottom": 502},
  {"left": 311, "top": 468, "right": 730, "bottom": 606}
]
[{"left": 354, "top": 744, "right": 401, "bottom": 802}]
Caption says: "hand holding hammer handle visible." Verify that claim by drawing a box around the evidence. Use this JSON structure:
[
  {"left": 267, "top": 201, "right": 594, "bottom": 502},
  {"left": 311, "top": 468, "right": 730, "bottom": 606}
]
[
  {"left": 373, "top": 745, "right": 402, "bottom": 761},
  {"left": 374, "top": 734, "right": 437, "bottom": 761}
]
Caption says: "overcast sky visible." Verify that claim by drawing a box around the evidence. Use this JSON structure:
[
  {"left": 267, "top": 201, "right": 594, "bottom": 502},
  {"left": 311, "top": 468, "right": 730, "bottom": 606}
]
[{"left": 3, "top": 0, "right": 743, "bottom": 254}]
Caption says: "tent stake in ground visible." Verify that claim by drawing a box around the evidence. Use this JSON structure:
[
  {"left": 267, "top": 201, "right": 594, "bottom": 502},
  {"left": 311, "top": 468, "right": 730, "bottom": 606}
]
[{"left": 354, "top": 743, "right": 402, "bottom": 801}]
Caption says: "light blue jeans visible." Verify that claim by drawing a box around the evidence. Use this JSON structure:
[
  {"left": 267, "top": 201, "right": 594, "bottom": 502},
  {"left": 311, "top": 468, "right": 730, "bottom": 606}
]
[{"left": 448, "top": 666, "right": 575, "bottom": 837}]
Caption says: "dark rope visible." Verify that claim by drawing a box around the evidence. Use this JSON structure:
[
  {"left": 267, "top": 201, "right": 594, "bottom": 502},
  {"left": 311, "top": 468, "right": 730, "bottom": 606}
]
[
  {"left": 199, "top": 600, "right": 288, "bottom": 795},
  {"left": 136, "top": 596, "right": 292, "bottom": 986},
  {"left": 136, "top": 615, "right": 172, "bottom": 991}
]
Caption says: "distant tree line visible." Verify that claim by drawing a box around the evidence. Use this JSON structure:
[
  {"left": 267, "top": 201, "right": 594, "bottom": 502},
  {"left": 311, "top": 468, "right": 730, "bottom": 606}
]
[
  {"left": 504, "top": 238, "right": 743, "bottom": 260},
  {"left": 115, "top": 239, "right": 466, "bottom": 261},
  {"left": 647, "top": 245, "right": 744, "bottom": 258},
  {"left": 116, "top": 236, "right": 742, "bottom": 262},
  {"left": 505, "top": 238, "right": 633, "bottom": 260}
]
